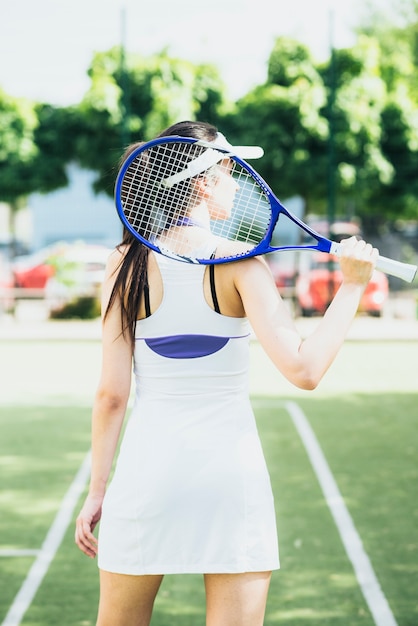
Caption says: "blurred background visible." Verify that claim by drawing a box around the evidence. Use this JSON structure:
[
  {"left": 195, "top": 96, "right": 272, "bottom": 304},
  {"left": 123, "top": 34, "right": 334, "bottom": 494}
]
[
  {"left": 1, "top": 4, "right": 418, "bottom": 625},
  {"left": 0, "top": 0, "right": 417, "bottom": 321}
]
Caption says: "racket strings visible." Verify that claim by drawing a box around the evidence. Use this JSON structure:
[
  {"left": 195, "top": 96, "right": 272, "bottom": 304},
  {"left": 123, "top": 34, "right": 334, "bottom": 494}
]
[
  {"left": 212, "top": 162, "right": 273, "bottom": 245},
  {"left": 121, "top": 142, "right": 207, "bottom": 242},
  {"left": 120, "top": 141, "right": 273, "bottom": 260}
]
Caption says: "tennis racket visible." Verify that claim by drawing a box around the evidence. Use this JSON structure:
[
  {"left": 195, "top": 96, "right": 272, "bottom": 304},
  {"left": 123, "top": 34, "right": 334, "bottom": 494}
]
[{"left": 115, "top": 136, "right": 417, "bottom": 283}]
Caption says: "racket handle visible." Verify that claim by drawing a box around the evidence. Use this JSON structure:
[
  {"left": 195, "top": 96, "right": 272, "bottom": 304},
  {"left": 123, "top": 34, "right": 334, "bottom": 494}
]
[
  {"left": 330, "top": 242, "right": 417, "bottom": 283},
  {"left": 375, "top": 255, "right": 417, "bottom": 282}
]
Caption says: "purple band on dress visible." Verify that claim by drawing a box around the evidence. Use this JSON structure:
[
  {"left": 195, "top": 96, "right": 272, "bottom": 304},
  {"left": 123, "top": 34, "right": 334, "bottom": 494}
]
[{"left": 141, "top": 334, "right": 238, "bottom": 358}]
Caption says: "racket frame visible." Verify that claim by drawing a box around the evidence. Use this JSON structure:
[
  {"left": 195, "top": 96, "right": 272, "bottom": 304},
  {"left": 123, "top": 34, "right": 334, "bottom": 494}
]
[
  {"left": 115, "top": 136, "right": 417, "bottom": 282},
  {"left": 115, "top": 136, "right": 335, "bottom": 265}
]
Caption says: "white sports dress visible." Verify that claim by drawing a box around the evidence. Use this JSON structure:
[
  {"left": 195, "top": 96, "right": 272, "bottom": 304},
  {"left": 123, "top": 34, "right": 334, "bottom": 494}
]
[{"left": 98, "top": 253, "right": 279, "bottom": 575}]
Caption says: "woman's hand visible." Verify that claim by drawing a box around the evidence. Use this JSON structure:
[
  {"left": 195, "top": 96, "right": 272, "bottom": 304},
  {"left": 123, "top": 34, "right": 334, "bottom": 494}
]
[
  {"left": 75, "top": 494, "right": 103, "bottom": 558},
  {"left": 338, "top": 236, "right": 379, "bottom": 286}
]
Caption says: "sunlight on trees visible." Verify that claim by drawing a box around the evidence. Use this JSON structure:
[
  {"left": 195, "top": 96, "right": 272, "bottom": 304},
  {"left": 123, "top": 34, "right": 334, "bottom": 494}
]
[{"left": 1, "top": 1, "right": 418, "bottom": 241}]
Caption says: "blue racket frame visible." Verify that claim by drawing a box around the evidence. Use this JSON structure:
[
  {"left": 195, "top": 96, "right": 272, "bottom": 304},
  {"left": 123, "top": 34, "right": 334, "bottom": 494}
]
[
  {"left": 115, "top": 136, "right": 335, "bottom": 265},
  {"left": 115, "top": 135, "right": 417, "bottom": 281}
]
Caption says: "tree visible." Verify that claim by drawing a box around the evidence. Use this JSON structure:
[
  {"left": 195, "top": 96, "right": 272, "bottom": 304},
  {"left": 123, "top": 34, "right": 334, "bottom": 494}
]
[
  {"left": 0, "top": 90, "right": 83, "bottom": 255},
  {"left": 360, "top": 0, "right": 418, "bottom": 95},
  {"left": 0, "top": 90, "right": 84, "bottom": 252},
  {"left": 75, "top": 47, "right": 227, "bottom": 195},
  {"left": 0, "top": 90, "right": 39, "bottom": 254},
  {"left": 318, "top": 36, "right": 396, "bottom": 225},
  {"left": 356, "top": 2, "right": 418, "bottom": 226},
  {"left": 223, "top": 34, "right": 418, "bottom": 232},
  {"left": 31, "top": 103, "right": 84, "bottom": 192},
  {"left": 0, "top": 90, "right": 38, "bottom": 199},
  {"left": 221, "top": 38, "right": 329, "bottom": 213},
  {"left": 378, "top": 100, "right": 418, "bottom": 219},
  {"left": 4, "top": 29, "right": 418, "bottom": 246}
]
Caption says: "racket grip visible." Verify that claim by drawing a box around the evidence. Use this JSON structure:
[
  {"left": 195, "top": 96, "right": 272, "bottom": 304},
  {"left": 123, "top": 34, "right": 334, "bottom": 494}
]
[
  {"left": 330, "top": 242, "right": 417, "bottom": 283},
  {"left": 375, "top": 255, "right": 417, "bottom": 282}
]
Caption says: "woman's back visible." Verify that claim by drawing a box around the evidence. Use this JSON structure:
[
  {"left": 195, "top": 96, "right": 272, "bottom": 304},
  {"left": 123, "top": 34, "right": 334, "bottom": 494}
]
[{"left": 133, "top": 253, "right": 251, "bottom": 398}]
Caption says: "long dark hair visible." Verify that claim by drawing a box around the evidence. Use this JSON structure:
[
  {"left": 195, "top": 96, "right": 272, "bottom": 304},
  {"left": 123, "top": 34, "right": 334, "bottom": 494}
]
[{"left": 105, "top": 120, "right": 218, "bottom": 349}]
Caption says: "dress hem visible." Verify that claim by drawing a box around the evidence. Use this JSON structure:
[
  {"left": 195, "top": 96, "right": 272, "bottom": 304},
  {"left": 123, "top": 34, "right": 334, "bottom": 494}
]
[{"left": 98, "top": 562, "right": 280, "bottom": 576}]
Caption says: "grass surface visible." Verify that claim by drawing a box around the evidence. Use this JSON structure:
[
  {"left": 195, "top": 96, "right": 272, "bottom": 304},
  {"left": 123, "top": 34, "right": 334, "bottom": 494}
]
[{"left": 0, "top": 339, "right": 417, "bottom": 625}]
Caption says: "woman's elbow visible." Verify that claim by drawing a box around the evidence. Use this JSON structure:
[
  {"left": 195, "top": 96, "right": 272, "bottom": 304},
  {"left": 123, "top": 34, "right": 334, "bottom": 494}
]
[
  {"left": 295, "top": 376, "right": 319, "bottom": 391},
  {"left": 290, "top": 366, "right": 322, "bottom": 391},
  {"left": 94, "top": 386, "right": 129, "bottom": 414}
]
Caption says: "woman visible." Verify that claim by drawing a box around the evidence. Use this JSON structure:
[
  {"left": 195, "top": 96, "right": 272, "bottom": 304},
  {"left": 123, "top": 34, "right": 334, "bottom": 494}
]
[{"left": 75, "top": 120, "right": 378, "bottom": 626}]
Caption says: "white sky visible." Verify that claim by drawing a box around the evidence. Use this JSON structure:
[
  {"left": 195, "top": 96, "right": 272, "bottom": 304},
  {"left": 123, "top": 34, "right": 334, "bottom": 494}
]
[{"left": 0, "top": 0, "right": 388, "bottom": 106}]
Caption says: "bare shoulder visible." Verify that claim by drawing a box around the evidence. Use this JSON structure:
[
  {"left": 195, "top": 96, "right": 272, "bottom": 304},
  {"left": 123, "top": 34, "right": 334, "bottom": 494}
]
[
  {"left": 232, "top": 255, "right": 285, "bottom": 319},
  {"left": 233, "top": 255, "right": 275, "bottom": 287},
  {"left": 209, "top": 255, "right": 270, "bottom": 287},
  {"left": 217, "top": 256, "right": 275, "bottom": 315},
  {"left": 104, "top": 246, "right": 127, "bottom": 279},
  {"left": 108, "top": 245, "right": 126, "bottom": 265}
]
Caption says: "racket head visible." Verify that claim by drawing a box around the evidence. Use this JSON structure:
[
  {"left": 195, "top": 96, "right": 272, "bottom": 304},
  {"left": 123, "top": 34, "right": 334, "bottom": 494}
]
[
  {"left": 115, "top": 135, "right": 281, "bottom": 264},
  {"left": 115, "top": 136, "right": 417, "bottom": 282}
]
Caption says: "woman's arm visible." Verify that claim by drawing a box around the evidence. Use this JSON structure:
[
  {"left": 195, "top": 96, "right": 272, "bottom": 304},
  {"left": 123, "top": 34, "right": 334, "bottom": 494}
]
[
  {"left": 75, "top": 248, "right": 133, "bottom": 558},
  {"left": 236, "top": 237, "right": 378, "bottom": 390}
]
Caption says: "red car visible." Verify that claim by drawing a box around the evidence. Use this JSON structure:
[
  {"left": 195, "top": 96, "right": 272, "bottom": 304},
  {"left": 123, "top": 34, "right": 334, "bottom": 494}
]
[
  {"left": 12, "top": 244, "right": 111, "bottom": 293},
  {"left": 295, "top": 252, "right": 389, "bottom": 317},
  {"left": 13, "top": 256, "right": 55, "bottom": 288}
]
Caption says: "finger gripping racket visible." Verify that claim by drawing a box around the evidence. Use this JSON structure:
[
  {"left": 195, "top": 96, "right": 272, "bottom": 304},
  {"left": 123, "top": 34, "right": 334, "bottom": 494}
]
[{"left": 115, "top": 136, "right": 417, "bottom": 283}]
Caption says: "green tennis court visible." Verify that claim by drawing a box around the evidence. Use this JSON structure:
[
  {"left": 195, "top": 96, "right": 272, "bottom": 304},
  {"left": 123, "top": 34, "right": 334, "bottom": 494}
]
[{"left": 0, "top": 337, "right": 417, "bottom": 625}]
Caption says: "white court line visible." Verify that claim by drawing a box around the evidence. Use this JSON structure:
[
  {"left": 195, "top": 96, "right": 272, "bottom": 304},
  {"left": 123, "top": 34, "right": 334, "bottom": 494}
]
[
  {"left": 285, "top": 400, "right": 398, "bottom": 626},
  {"left": 0, "top": 550, "right": 40, "bottom": 558},
  {"left": 1, "top": 451, "right": 91, "bottom": 626}
]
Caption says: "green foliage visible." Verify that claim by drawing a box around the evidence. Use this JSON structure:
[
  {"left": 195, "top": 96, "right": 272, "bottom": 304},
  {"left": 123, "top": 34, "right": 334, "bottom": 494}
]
[
  {"left": 378, "top": 100, "right": 418, "bottom": 218},
  {"left": 224, "top": 83, "right": 327, "bottom": 210},
  {"left": 2, "top": 11, "right": 418, "bottom": 233},
  {"left": 0, "top": 90, "right": 38, "bottom": 203},
  {"left": 359, "top": 0, "right": 418, "bottom": 95},
  {"left": 0, "top": 93, "right": 84, "bottom": 203},
  {"left": 354, "top": 0, "right": 418, "bottom": 224},
  {"left": 0, "top": 92, "right": 84, "bottom": 252},
  {"left": 322, "top": 38, "right": 395, "bottom": 217},
  {"left": 228, "top": 31, "right": 418, "bottom": 226},
  {"left": 75, "top": 47, "right": 227, "bottom": 195},
  {"left": 267, "top": 37, "right": 318, "bottom": 87},
  {"left": 49, "top": 295, "right": 100, "bottom": 320},
  {"left": 224, "top": 40, "right": 329, "bottom": 212}
]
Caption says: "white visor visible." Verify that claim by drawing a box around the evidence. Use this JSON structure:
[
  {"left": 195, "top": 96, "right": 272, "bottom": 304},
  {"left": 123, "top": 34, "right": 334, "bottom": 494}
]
[
  {"left": 161, "top": 132, "right": 264, "bottom": 189},
  {"left": 213, "top": 132, "right": 264, "bottom": 159}
]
